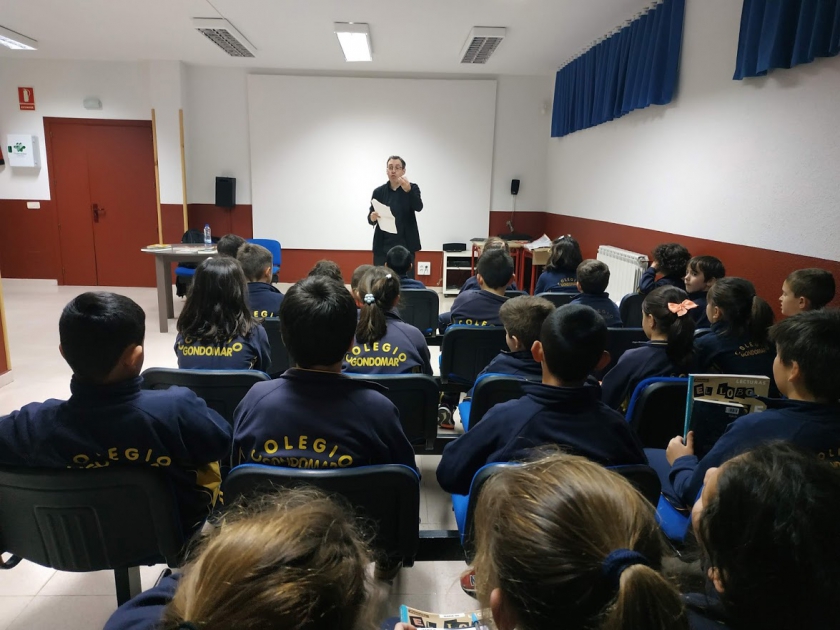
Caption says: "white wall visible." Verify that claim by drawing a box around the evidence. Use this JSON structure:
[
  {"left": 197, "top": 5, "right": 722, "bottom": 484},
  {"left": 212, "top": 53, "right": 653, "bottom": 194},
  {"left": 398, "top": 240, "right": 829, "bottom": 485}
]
[
  {"left": 248, "top": 75, "right": 498, "bottom": 250},
  {"left": 148, "top": 60, "right": 187, "bottom": 205},
  {"left": 0, "top": 59, "right": 153, "bottom": 200},
  {"left": 546, "top": 0, "right": 840, "bottom": 262},
  {"left": 490, "top": 75, "right": 553, "bottom": 212}
]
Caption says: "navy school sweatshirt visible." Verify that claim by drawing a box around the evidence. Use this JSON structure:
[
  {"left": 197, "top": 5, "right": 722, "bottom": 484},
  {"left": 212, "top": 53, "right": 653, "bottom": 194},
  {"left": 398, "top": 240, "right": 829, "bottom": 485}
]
[
  {"left": 436, "top": 381, "right": 646, "bottom": 495},
  {"left": 467, "top": 350, "right": 543, "bottom": 397},
  {"left": 343, "top": 310, "right": 432, "bottom": 375},
  {"left": 400, "top": 277, "right": 427, "bottom": 290},
  {"left": 449, "top": 289, "right": 507, "bottom": 327},
  {"left": 233, "top": 368, "right": 417, "bottom": 472},
  {"left": 175, "top": 325, "right": 271, "bottom": 373},
  {"left": 694, "top": 321, "right": 778, "bottom": 396},
  {"left": 459, "top": 276, "right": 518, "bottom": 293},
  {"left": 246, "top": 282, "right": 284, "bottom": 318},
  {"left": 600, "top": 341, "right": 688, "bottom": 412},
  {"left": 638, "top": 267, "right": 686, "bottom": 294},
  {"left": 0, "top": 376, "right": 232, "bottom": 537},
  {"left": 571, "top": 292, "right": 622, "bottom": 327},
  {"left": 687, "top": 291, "right": 711, "bottom": 329},
  {"left": 535, "top": 268, "right": 578, "bottom": 295},
  {"left": 104, "top": 572, "right": 181, "bottom": 630}
]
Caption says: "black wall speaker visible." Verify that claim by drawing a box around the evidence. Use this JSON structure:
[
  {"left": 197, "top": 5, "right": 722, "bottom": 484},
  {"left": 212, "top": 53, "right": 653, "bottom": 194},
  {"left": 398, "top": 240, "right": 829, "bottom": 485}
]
[
  {"left": 510, "top": 178, "right": 521, "bottom": 195},
  {"left": 215, "top": 177, "right": 236, "bottom": 208}
]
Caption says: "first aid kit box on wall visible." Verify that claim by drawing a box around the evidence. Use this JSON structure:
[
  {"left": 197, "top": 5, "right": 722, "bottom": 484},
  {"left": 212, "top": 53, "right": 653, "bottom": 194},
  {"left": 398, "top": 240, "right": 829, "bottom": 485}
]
[{"left": 6, "top": 134, "right": 41, "bottom": 167}]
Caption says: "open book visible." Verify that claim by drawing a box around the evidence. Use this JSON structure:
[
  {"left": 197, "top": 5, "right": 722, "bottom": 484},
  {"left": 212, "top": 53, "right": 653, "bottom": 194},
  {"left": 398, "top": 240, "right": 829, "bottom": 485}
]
[
  {"left": 684, "top": 374, "right": 770, "bottom": 459},
  {"left": 399, "top": 605, "right": 486, "bottom": 629}
]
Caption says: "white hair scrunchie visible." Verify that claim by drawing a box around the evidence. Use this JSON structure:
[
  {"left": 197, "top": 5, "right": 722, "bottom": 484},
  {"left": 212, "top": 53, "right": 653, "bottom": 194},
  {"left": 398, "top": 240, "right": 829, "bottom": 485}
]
[
  {"left": 364, "top": 293, "right": 376, "bottom": 305},
  {"left": 385, "top": 273, "right": 392, "bottom": 279}
]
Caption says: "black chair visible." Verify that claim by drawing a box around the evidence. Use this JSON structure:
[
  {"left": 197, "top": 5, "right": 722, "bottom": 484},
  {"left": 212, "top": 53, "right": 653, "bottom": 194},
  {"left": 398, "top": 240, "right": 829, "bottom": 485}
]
[
  {"left": 440, "top": 326, "right": 508, "bottom": 387},
  {"left": 398, "top": 289, "right": 440, "bottom": 336},
  {"left": 345, "top": 374, "right": 439, "bottom": 452},
  {"left": 625, "top": 377, "right": 689, "bottom": 449},
  {"left": 536, "top": 292, "right": 579, "bottom": 308},
  {"left": 141, "top": 368, "right": 270, "bottom": 426},
  {"left": 222, "top": 464, "right": 420, "bottom": 567},
  {"left": 619, "top": 293, "right": 645, "bottom": 327},
  {"left": 262, "top": 317, "right": 292, "bottom": 377},
  {"left": 594, "top": 327, "right": 648, "bottom": 379},
  {"left": 460, "top": 461, "right": 661, "bottom": 561},
  {"left": 468, "top": 375, "right": 532, "bottom": 430},
  {"left": 0, "top": 466, "right": 184, "bottom": 606},
  {"left": 504, "top": 290, "right": 528, "bottom": 299}
]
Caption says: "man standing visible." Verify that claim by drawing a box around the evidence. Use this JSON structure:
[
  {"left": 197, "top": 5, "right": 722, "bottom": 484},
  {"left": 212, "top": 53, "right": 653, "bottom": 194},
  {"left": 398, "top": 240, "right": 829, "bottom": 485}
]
[{"left": 368, "top": 155, "right": 423, "bottom": 268}]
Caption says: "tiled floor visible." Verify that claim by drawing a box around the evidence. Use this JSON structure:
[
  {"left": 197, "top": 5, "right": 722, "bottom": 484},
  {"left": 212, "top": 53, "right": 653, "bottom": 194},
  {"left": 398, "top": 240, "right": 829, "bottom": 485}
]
[{"left": 0, "top": 278, "right": 474, "bottom": 629}]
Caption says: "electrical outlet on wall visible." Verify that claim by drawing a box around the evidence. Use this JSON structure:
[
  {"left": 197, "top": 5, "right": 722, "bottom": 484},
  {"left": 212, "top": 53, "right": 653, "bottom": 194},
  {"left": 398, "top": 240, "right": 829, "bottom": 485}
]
[{"left": 417, "top": 261, "right": 431, "bottom": 276}]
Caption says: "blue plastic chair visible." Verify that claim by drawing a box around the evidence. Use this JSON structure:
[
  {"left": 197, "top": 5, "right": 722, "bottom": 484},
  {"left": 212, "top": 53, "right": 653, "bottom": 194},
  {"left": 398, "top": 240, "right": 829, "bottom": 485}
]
[
  {"left": 247, "top": 238, "right": 281, "bottom": 275},
  {"left": 625, "top": 377, "right": 689, "bottom": 449}
]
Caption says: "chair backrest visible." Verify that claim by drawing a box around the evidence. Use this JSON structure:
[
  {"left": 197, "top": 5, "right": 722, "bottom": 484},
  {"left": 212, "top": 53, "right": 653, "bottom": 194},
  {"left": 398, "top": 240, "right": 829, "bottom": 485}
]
[
  {"left": 694, "top": 328, "right": 712, "bottom": 338},
  {"left": 504, "top": 290, "right": 528, "bottom": 299},
  {"left": 140, "top": 367, "right": 270, "bottom": 425},
  {"left": 536, "top": 292, "right": 579, "bottom": 308},
  {"left": 345, "top": 374, "right": 439, "bottom": 451},
  {"left": 262, "top": 317, "right": 292, "bottom": 377},
  {"left": 397, "top": 289, "right": 440, "bottom": 336},
  {"left": 0, "top": 466, "right": 184, "bottom": 571},
  {"left": 440, "top": 326, "right": 508, "bottom": 385},
  {"left": 619, "top": 292, "right": 645, "bottom": 327},
  {"left": 593, "top": 327, "right": 648, "bottom": 379},
  {"left": 461, "top": 461, "right": 662, "bottom": 561},
  {"left": 626, "top": 377, "right": 689, "bottom": 449},
  {"left": 222, "top": 464, "right": 420, "bottom": 566},
  {"left": 469, "top": 375, "right": 532, "bottom": 429},
  {"left": 247, "top": 238, "right": 282, "bottom": 268}
]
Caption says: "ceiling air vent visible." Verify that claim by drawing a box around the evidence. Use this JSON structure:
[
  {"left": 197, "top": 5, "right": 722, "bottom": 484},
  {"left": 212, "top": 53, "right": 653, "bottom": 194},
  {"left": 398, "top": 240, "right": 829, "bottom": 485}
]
[
  {"left": 192, "top": 18, "right": 256, "bottom": 58},
  {"left": 460, "top": 27, "right": 506, "bottom": 64}
]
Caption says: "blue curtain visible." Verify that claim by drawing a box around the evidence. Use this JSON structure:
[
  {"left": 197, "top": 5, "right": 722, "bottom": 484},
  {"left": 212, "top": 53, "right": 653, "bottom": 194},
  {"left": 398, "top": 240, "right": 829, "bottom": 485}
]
[
  {"left": 734, "top": 0, "right": 840, "bottom": 79},
  {"left": 551, "top": 0, "right": 685, "bottom": 138}
]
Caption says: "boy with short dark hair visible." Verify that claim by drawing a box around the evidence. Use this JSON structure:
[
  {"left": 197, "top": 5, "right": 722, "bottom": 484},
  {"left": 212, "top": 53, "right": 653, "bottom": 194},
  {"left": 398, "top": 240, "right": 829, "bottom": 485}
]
[
  {"left": 661, "top": 308, "right": 840, "bottom": 507},
  {"left": 232, "top": 276, "right": 417, "bottom": 472},
  {"left": 238, "top": 242, "right": 284, "bottom": 318},
  {"left": 683, "top": 255, "right": 725, "bottom": 328},
  {"left": 780, "top": 268, "right": 836, "bottom": 316},
  {"left": 217, "top": 233, "right": 246, "bottom": 258},
  {"left": 307, "top": 259, "right": 344, "bottom": 283},
  {"left": 446, "top": 248, "right": 515, "bottom": 328},
  {"left": 571, "top": 259, "right": 622, "bottom": 327},
  {"left": 385, "top": 245, "right": 425, "bottom": 289},
  {"left": 0, "top": 292, "right": 232, "bottom": 537},
  {"left": 437, "top": 304, "right": 646, "bottom": 496}
]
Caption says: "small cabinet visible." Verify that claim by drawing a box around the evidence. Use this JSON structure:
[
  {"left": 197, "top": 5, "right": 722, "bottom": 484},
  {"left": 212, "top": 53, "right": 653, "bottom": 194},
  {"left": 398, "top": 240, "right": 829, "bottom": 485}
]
[{"left": 443, "top": 250, "right": 472, "bottom": 297}]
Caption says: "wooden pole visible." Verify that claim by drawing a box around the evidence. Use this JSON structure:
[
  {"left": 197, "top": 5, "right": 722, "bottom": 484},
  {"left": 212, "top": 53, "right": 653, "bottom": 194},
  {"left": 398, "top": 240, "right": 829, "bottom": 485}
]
[
  {"left": 0, "top": 271, "right": 12, "bottom": 372},
  {"left": 151, "top": 109, "right": 163, "bottom": 243},
  {"left": 179, "top": 109, "right": 188, "bottom": 233}
]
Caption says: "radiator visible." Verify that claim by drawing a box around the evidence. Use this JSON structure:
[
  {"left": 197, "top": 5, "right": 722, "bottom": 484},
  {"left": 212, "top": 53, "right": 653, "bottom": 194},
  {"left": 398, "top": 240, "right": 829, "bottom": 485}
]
[{"left": 596, "top": 245, "right": 649, "bottom": 304}]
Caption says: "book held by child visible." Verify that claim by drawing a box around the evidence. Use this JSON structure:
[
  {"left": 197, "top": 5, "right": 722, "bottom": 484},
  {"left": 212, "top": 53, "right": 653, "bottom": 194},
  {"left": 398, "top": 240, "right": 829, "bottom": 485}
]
[{"left": 399, "top": 605, "right": 486, "bottom": 629}]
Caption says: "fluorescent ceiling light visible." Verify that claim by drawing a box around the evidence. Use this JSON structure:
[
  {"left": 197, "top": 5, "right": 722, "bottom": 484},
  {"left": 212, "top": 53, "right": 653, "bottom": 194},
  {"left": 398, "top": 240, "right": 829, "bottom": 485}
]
[
  {"left": 334, "top": 23, "right": 372, "bottom": 62},
  {"left": 0, "top": 25, "right": 37, "bottom": 50}
]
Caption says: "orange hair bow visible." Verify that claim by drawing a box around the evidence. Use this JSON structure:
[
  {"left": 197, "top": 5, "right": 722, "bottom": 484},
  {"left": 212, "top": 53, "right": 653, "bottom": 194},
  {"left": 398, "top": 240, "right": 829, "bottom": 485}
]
[{"left": 667, "top": 300, "right": 698, "bottom": 317}]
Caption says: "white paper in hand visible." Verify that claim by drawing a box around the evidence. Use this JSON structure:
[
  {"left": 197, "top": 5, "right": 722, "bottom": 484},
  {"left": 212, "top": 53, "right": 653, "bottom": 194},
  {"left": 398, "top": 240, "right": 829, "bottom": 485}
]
[{"left": 371, "top": 199, "right": 398, "bottom": 234}]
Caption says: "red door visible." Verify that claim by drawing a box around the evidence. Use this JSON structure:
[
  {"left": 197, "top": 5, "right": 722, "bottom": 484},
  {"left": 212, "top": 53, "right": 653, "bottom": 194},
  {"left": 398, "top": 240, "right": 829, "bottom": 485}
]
[{"left": 47, "top": 119, "right": 159, "bottom": 287}]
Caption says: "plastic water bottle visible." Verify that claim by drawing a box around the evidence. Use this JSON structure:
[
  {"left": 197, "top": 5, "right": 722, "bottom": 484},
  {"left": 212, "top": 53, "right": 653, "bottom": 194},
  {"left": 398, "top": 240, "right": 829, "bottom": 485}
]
[{"left": 203, "top": 224, "right": 212, "bottom": 247}]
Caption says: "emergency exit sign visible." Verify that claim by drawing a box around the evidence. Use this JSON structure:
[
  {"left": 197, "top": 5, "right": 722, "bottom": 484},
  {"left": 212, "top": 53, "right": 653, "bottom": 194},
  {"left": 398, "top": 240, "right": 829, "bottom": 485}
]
[{"left": 18, "top": 87, "right": 35, "bottom": 111}]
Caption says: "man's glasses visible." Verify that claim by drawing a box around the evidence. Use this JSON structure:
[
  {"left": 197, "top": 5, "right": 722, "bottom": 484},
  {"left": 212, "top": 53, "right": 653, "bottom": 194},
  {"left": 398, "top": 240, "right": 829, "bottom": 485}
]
[{"left": 387, "top": 166, "right": 404, "bottom": 172}]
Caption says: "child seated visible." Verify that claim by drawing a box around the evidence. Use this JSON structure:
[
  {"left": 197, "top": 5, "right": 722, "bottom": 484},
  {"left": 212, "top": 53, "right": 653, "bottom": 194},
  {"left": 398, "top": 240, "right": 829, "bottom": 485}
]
[
  {"left": 460, "top": 237, "right": 518, "bottom": 293},
  {"left": 175, "top": 257, "right": 271, "bottom": 372},
  {"left": 779, "top": 268, "right": 836, "bottom": 316},
  {"left": 436, "top": 304, "right": 646, "bottom": 496},
  {"left": 445, "top": 248, "right": 515, "bottom": 328},
  {"left": 307, "top": 259, "right": 343, "bottom": 282},
  {"left": 683, "top": 255, "right": 725, "bottom": 328},
  {"left": 385, "top": 245, "right": 425, "bottom": 289},
  {"left": 688, "top": 443, "right": 840, "bottom": 630},
  {"left": 105, "top": 489, "right": 374, "bottom": 630},
  {"left": 601, "top": 286, "right": 696, "bottom": 412},
  {"left": 0, "top": 292, "right": 232, "bottom": 538},
  {"left": 350, "top": 263, "right": 375, "bottom": 306},
  {"left": 639, "top": 243, "right": 691, "bottom": 294},
  {"left": 570, "top": 259, "right": 622, "bottom": 326},
  {"left": 659, "top": 308, "right": 840, "bottom": 507},
  {"left": 238, "top": 242, "right": 284, "bottom": 318},
  {"left": 534, "top": 235, "right": 583, "bottom": 294},
  {"left": 233, "top": 276, "right": 417, "bottom": 471},
  {"left": 471, "top": 453, "right": 688, "bottom": 630},
  {"left": 216, "top": 233, "right": 245, "bottom": 258},
  {"left": 694, "top": 277, "right": 777, "bottom": 394},
  {"left": 343, "top": 267, "right": 432, "bottom": 375}
]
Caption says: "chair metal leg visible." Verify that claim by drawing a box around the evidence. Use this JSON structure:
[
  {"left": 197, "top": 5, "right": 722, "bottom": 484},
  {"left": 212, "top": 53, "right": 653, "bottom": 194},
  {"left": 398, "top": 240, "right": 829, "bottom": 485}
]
[{"left": 114, "top": 566, "right": 142, "bottom": 606}]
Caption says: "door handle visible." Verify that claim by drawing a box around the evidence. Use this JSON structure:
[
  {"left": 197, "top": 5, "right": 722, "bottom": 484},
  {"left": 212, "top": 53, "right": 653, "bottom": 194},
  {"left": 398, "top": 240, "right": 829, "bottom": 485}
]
[{"left": 92, "top": 204, "right": 107, "bottom": 222}]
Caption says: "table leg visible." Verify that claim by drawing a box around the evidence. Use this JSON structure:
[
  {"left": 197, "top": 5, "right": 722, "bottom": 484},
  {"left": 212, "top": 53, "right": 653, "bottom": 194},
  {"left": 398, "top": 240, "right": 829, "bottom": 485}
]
[
  {"left": 530, "top": 261, "right": 537, "bottom": 295},
  {"left": 154, "top": 256, "right": 171, "bottom": 333}
]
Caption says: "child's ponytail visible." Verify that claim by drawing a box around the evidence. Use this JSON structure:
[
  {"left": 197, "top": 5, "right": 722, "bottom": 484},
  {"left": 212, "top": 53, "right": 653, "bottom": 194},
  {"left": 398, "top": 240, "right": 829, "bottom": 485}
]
[
  {"left": 708, "top": 278, "right": 774, "bottom": 344},
  {"left": 355, "top": 267, "right": 400, "bottom": 345},
  {"left": 602, "top": 563, "right": 688, "bottom": 630},
  {"left": 749, "top": 295, "right": 774, "bottom": 345},
  {"left": 642, "top": 286, "right": 696, "bottom": 369}
]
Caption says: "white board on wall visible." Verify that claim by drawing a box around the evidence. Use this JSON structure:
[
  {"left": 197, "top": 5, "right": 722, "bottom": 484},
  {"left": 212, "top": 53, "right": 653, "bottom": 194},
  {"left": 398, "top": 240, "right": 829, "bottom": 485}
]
[{"left": 247, "top": 75, "right": 497, "bottom": 251}]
